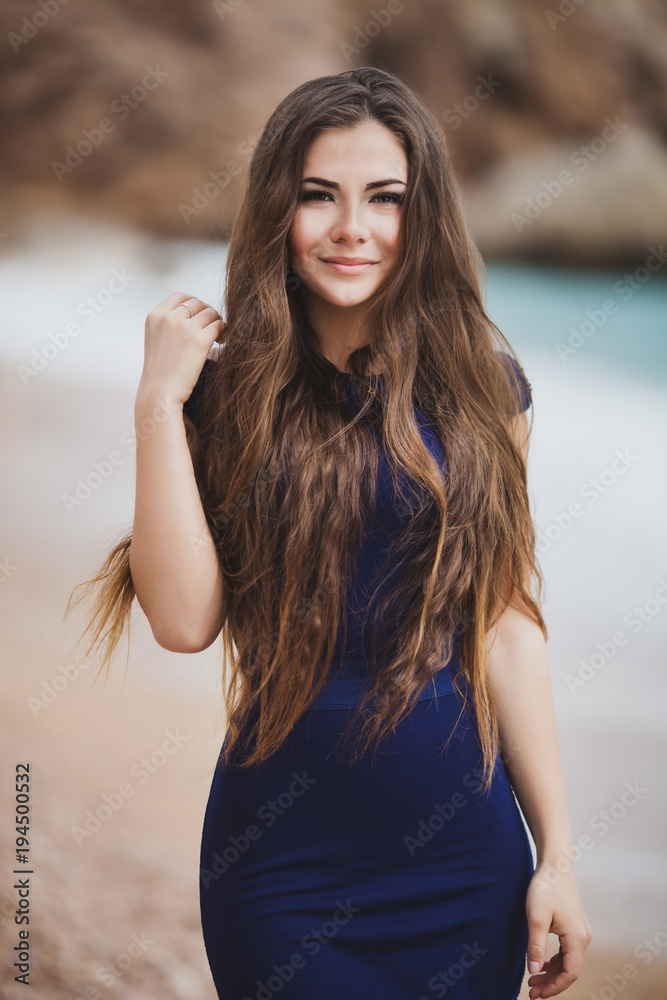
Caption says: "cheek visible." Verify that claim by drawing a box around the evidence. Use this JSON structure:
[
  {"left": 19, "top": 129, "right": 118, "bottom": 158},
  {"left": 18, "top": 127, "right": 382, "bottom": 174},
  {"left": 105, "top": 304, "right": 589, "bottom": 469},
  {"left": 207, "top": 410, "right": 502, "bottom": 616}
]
[
  {"left": 378, "top": 215, "right": 401, "bottom": 251},
  {"left": 290, "top": 210, "right": 328, "bottom": 258}
]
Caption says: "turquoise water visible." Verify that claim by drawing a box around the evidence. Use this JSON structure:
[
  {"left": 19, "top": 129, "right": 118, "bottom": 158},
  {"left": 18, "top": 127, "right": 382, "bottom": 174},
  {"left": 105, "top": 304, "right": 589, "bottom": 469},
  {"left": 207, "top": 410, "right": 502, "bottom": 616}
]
[
  {"left": 2, "top": 230, "right": 664, "bottom": 947},
  {"left": 484, "top": 261, "right": 667, "bottom": 387},
  {"left": 0, "top": 229, "right": 664, "bottom": 392}
]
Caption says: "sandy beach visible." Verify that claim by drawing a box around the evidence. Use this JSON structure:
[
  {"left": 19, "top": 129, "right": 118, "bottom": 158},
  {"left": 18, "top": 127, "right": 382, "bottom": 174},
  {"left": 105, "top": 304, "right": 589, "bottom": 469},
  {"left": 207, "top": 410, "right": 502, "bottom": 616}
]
[
  {"left": 1, "top": 285, "right": 666, "bottom": 997},
  {"left": 1, "top": 661, "right": 667, "bottom": 1000},
  {"left": 2, "top": 0, "right": 666, "bottom": 988}
]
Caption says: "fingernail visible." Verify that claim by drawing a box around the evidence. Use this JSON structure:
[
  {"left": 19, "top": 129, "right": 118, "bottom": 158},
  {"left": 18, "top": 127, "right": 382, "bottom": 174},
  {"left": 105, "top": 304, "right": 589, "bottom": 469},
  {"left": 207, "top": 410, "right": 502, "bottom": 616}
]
[{"left": 528, "top": 960, "right": 540, "bottom": 973}]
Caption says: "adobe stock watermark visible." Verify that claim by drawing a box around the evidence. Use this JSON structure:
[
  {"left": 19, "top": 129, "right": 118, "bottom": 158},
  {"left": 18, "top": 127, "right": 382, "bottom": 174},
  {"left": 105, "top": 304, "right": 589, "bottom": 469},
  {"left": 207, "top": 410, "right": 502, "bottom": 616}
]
[
  {"left": 71, "top": 729, "right": 189, "bottom": 845},
  {"left": 27, "top": 609, "right": 140, "bottom": 719},
  {"left": 418, "top": 940, "right": 488, "bottom": 999},
  {"left": 27, "top": 650, "right": 98, "bottom": 717},
  {"left": 242, "top": 900, "right": 361, "bottom": 1000},
  {"left": 187, "top": 463, "right": 278, "bottom": 553},
  {"left": 8, "top": 0, "right": 70, "bottom": 54},
  {"left": 555, "top": 245, "right": 667, "bottom": 361},
  {"left": 533, "top": 779, "right": 649, "bottom": 892},
  {"left": 0, "top": 556, "right": 17, "bottom": 586},
  {"left": 212, "top": 0, "right": 245, "bottom": 20},
  {"left": 200, "top": 771, "right": 316, "bottom": 888},
  {"left": 51, "top": 65, "right": 169, "bottom": 182},
  {"left": 285, "top": 242, "right": 341, "bottom": 293},
  {"left": 340, "top": 0, "right": 415, "bottom": 63},
  {"left": 61, "top": 931, "right": 156, "bottom": 998},
  {"left": 178, "top": 134, "right": 259, "bottom": 224},
  {"left": 0, "top": 888, "right": 21, "bottom": 931},
  {"left": 403, "top": 766, "right": 484, "bottom": 857},
  {"left": 60, "top": 396, "right": 182, "bottom": 514},
  {"left": 545, "top": 0, "right": 589, "bottom": 31},
  {"left": 565, "top": 577, "right": 667, "bottom": 695},
  {"left": 536, "top": 447, "right": 639, "bottom": 554},
  {"left": 17, "top": 266, "right": 135, "bottom": 385},
  {"left": 588, "top": 919, "right": 667, "bottom": 1000},
  {"left": 96, "top": 932, "right": 155, "bottom": 990},
  {"left": 635, "top": 920, "right": 667, "bottom": 968},
  {"left": 203, "top": 578, "right": 341, "bottom": 695},
  {"left": 434, "top": 74, "right": 502, "bottom": 132},
  {"left": 511, "top": 117, "right": 629, "bottom": 233}
]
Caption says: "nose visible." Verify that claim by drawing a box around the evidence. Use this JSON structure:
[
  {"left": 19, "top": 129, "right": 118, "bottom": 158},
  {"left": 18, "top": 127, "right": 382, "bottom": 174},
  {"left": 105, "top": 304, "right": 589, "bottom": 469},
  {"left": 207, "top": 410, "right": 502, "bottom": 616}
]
[{"left": 328, "top": 198, "right": 372, "bottom": 244}]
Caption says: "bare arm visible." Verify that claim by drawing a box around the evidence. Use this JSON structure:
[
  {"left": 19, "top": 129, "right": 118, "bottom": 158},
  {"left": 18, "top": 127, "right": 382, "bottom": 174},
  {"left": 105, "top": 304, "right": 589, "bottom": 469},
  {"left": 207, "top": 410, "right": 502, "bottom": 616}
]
[
  {"left": 485, "top": 407, "right": 592, "bottom": 997},
  {"left": 130, "top": 387, "right": 226, "bottom": 652},
  {"left": 486, "top": 609, "right": 573, "bottom": 861},
  {"left": 487, "top": 409, "right": 572, "bottom": 855},
  {"left": 129, "top": 292, "right": 228, "bottom": 653}
]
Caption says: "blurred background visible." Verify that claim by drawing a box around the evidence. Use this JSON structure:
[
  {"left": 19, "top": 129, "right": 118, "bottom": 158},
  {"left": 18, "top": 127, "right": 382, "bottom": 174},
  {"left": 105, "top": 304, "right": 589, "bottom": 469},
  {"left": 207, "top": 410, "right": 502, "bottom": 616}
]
[{"left": 0, "top": 0, "right": 665, "bottom": 997}]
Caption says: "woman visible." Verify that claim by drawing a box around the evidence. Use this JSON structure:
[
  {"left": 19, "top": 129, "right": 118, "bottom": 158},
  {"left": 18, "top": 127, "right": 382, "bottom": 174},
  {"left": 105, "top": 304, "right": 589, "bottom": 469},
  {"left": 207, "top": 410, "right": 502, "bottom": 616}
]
[{"left": 68, "top": 67, "right": 592, "bottom": 999}]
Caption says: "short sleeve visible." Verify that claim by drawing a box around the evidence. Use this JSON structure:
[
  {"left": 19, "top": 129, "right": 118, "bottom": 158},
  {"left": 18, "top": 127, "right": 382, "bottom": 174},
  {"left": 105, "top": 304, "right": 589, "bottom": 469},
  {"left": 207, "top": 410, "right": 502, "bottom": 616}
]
[
  {"left": 496, "top": 351, "right": 532, "bottom": 414},
  {"left": 183, "top": 358, "right": 215, "bottom": 430}
]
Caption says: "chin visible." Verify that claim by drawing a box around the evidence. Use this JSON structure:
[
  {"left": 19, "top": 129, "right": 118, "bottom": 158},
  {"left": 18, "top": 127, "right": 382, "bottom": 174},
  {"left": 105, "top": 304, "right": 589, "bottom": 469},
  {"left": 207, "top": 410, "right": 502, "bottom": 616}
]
[
  {"left": 321, "top": 290, "right": 376, "bottom": 307},
  {"left": 318, "top": 278, "right": 383, "bottom": 300}
]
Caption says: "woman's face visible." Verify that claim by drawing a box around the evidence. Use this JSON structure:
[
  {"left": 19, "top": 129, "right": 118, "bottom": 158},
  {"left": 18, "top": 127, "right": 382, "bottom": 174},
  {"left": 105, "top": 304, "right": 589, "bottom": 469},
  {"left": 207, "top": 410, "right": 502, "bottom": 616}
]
[{"left": 287, "top": 120, "right": 408, "bottom": 309}]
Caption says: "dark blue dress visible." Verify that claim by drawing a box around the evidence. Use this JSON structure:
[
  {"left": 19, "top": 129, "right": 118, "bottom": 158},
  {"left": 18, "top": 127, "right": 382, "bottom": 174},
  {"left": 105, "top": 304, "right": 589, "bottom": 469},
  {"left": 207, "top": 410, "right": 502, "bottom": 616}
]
[{"left": 188, "top": 355, "right": 535, "bottom": 1000}]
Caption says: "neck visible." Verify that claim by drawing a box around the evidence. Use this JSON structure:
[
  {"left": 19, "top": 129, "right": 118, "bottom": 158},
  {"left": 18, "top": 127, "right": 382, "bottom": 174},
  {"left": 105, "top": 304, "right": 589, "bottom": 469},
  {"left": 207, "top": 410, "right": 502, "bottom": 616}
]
[{"left": 299, "top": 287, "right": 371, "bottom": 373}]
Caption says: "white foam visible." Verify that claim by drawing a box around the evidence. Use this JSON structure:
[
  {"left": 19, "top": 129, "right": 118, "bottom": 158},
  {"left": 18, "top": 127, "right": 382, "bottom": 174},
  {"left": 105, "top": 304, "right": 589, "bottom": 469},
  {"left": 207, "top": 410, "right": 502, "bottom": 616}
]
[
  {"left": 2, "top": 217, "right": 665, "bottom": 947},
  {"left": 0, "top": 215, "right": 228, "bottom": 392}
]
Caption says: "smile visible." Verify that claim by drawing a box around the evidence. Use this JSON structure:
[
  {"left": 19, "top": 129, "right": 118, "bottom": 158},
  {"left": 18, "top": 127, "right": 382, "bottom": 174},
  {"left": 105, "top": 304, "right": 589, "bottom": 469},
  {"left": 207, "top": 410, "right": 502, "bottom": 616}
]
[{"left": 319, "top": 259, "right": 377, "bottom": 275}]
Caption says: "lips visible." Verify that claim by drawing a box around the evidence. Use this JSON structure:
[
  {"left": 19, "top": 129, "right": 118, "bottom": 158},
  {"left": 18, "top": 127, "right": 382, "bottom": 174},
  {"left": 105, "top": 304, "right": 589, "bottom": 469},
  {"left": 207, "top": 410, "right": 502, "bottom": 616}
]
[
  {"left": 320, "top": 257, "right": 377, "bottom": 274},
  {"left": 323, "top": 257, "right": 375, "bottom": 264}
]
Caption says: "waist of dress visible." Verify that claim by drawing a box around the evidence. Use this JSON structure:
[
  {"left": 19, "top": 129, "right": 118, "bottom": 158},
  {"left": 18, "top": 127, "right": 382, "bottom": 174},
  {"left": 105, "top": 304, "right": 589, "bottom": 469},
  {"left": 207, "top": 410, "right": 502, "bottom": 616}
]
[{"left": 306, "top": 645, "right": 462, "bottom": 711}]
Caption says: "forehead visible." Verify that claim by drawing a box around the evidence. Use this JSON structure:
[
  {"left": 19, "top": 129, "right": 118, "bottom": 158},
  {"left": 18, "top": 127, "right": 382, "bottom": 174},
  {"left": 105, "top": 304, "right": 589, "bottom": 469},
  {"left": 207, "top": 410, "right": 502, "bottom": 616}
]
[{"left": 303, "top": 122, "right": 408, "bottom": 178}]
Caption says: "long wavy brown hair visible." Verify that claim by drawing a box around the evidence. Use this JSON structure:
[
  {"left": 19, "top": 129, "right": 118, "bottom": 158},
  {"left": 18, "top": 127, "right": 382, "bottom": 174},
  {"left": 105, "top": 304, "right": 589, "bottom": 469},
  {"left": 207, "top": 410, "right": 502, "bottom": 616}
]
[{"left": 65, "top": 66, "right": 547, "bottom": 795}]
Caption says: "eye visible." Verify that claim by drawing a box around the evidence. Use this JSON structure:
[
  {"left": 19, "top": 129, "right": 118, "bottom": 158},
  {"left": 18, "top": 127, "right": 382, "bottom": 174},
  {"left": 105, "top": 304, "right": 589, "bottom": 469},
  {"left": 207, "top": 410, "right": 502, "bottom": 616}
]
[
  {"left": 300, "top": 190, "right": 333, "bottom": 202},
  {"left": 372, "top": 192, "right": 404, "bottom": 204},
  {"left": 300, "top": 190, "right": 404, "bottom": 204}
]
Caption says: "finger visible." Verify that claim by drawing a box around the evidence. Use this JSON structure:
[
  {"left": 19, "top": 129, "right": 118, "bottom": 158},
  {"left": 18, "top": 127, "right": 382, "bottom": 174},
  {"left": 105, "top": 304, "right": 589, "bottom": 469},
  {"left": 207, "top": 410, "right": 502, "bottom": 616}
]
[
  {"left": 537, "top": 935, "right": 585, "bottom": 996},
  {"left": 526, "top": 918, "right": 550, "bottom": 975},
  {"left": 189, "top": 304, "right": 221, "bottom": 328},
  {"left": 202, "top": 317, "right": 226, "bottom": 340},
  {"left": 160, "top": 291, "right": 195, "bottom": 311},
  {"left": 530, "top": 955, "right": 558, "bottom": 971},
  {"left": 528, "top": 949, "right": 561, "bottom": 981},
  {"left": 528, "top": 955, "right": 562, "bottom": 998},
  {"left": 171, "top": 297, "right": 207, "bottom": 319}
]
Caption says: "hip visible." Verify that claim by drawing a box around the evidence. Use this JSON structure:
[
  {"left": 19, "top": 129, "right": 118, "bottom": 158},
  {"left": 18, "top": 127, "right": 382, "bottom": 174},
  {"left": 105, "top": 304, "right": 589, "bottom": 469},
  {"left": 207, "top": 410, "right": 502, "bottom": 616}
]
[{"left": 201, "top": 683, "right": 533, "bottom": 886}]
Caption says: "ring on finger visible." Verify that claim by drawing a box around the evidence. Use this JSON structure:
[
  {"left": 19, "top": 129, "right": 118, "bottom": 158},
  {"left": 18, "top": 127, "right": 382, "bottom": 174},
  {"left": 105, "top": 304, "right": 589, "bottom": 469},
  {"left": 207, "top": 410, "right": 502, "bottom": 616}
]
[{"left": 177, "top": 300, "right": 197, "bottom": 318}]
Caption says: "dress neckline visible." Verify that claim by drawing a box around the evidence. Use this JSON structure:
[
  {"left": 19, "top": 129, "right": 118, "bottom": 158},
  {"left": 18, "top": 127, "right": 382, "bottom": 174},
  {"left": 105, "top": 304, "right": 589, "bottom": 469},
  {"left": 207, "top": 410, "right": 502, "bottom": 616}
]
[{"left": 340, "top": 370, "right": 385, "bottom": 398}]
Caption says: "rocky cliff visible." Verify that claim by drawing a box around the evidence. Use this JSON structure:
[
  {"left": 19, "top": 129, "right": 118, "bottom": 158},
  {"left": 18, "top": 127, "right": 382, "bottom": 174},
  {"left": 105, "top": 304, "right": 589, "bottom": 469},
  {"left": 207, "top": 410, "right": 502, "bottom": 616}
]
[{"left": 1, "top": 0, "right": 666, "bottom": 266}]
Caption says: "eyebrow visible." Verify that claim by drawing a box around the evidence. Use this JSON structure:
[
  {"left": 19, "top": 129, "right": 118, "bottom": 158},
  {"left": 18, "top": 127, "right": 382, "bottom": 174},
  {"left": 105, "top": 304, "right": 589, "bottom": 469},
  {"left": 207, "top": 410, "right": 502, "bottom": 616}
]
[{"left": 302, "top": 176, "right": 407, "bottom": 190}]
